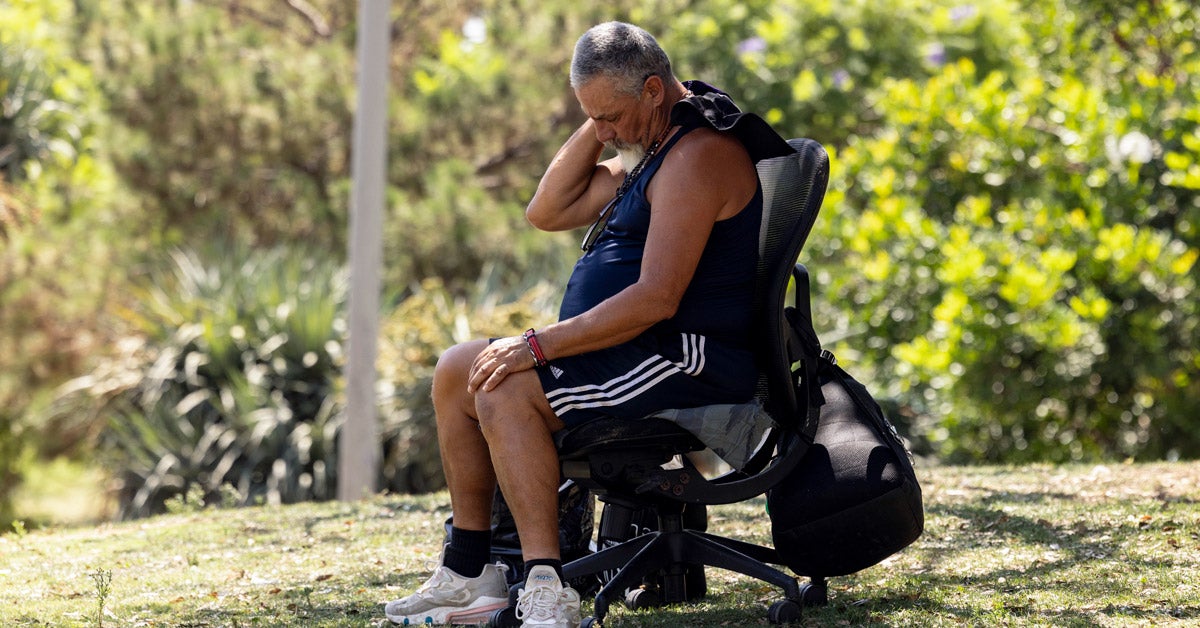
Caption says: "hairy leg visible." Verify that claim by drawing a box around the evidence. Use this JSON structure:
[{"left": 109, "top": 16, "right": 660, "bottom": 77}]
[
  {"left": 433, "top": 340, "right": 497, "bottom": 531},
  {"left": 475, "top": 371, "right": 565, "bottom": 562},
  {"left": 434, "top": 339, "right": 565, "bottom": 561}
]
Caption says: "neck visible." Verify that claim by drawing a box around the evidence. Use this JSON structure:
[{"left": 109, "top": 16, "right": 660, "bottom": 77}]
[
  {"left": 644, "top": 80, "right": 689, "bottom": 148},
  {"left": 662, "top": 79, "right": 689, "bottom": 103}
]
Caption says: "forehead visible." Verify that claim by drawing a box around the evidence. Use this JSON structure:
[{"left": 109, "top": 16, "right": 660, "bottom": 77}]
[{"left": 575, "top": 75, "right": 638, "bottom": 119}]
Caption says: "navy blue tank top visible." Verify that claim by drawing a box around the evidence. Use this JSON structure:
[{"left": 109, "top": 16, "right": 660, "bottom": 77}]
[{"left": 559, "top": 126, "right": 763, "bottom": 345}]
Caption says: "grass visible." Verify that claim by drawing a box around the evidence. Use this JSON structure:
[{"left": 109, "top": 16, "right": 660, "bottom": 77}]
[{"left": 1, "top": 462, "right": 1197, "bottom": 627}]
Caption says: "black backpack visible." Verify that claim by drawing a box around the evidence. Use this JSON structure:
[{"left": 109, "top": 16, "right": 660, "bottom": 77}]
[{"left": 766, "top": 295, "right": 924, "bottom": 577}]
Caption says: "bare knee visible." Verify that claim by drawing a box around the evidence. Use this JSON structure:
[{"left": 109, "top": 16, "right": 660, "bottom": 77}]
[
  {"left": 433, "top": 340, "right": 488, "bottom": 419},
  {"left": 474, "top": 372, "right": 562, "bottom": 434},
  {"left": 472, "top": 387, "right": 507, "bottom": 432},
  {"left": 433, "top": 341, "right": 481, "bottom": 385}
]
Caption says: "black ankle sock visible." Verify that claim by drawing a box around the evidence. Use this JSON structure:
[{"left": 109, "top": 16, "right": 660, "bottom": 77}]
[
  {"left": 522, "top": 558, "right": 563, "bottom": 581},
  {"left": 443, "top": 526, "right": 492, "bottom": 578}
]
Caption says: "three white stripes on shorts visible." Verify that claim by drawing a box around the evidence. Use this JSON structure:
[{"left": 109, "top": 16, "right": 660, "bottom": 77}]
[{"left": 546, "top": 334, "right": 706, "bottom": 416}]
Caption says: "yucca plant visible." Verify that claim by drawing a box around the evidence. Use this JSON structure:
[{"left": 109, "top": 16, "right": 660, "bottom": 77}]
[
  {"left": 0, "top": 42, "right": 73, "bottom": 183},
  {"left": 107, "top": 379, "right": 341, "bottom": 519},
  {"left": 52, "top": 245, "right": 348, "bottom": 517},
  {"left": 53, "top": 245, "right": 562, "bottom": 516}
]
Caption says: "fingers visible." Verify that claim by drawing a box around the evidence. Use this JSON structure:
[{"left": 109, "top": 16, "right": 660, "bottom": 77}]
[
  {"left": 482, "top": 362, "right": 510, "bottom": 392},
  {"left": 465, "top": 334, "right": 546, "bottom": 394},
  {"left": 466, "top": 359, "right": 487, "bottom": 394},
  {"left": 466, "top": 349, "right": 520, "bottom": 394}
]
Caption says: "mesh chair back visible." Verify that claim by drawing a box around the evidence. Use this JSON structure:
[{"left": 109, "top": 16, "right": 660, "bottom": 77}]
[{"left": 752, "top": 138, "right": 830, "bottom": 424}]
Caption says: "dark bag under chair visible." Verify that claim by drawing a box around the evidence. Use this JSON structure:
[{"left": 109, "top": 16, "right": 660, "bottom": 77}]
[{"left": 767, "top": 354, "right": 924, "bottom": 577}]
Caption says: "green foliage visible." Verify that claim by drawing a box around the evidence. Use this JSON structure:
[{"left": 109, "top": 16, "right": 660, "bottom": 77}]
[
  {"left": 388, "top": 0, "right": 642, "bottom": 196},
  {"left": 73, "top": 0, "right": 357, "bottom": 250},
  {"left": 808, "top": 0, "right": 1200, "bottom": 461},
  {"left": 70, "top": 0, "right": 589, "bottom": 284},
  {"left": 89, "top": 568, "right": 112, "bottom": 628},
  {"left": 662, "top": 0, "right": 1028, "bottom": 145},
  {"left": 376, "top": 274, "right": 558, "bottom": 493},
  {"left": 0, "top": 0, "right": 123, "bottom": 527},
  {"left": 51, "top": 246, "right": 349, "bottom": 517},
  {"left": 49, "top": 244, "right": 560, "bottom": 512},
  {"left": 0, "top": 1, "right": 89, "bottom": 193},
  {"left": 0, "top": 43, "right": 64, "bottom": 184},
  {"left": 385, "top": 158, "right": 573, "bottom": 294}
]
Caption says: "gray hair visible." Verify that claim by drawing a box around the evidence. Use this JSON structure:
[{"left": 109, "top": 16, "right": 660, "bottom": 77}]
[{"left": 570, "top": 22, "right": 673, "bottom": 96}]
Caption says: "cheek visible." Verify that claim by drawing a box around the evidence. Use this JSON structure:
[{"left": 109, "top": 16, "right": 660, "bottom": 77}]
[{"left": 615, "top": 120, "right": 638, "bottom": 142}]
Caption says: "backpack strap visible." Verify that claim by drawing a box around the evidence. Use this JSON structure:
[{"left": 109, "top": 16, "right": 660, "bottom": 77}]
[{"left": 786, "top": 264, "right": 829, "bottom": 445}]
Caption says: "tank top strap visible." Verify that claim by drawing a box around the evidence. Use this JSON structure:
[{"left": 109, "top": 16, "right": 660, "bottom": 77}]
[
  {"left": 656, "top": 124, "right": 693, "bottom": 159},
  {"left": 632, "top": 125, "right": 696, "bottom": 195}
]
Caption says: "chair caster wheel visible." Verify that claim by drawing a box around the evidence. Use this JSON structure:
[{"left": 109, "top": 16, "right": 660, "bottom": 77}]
[
  {"left": 624, "top": 586, "right": 661, "bottom": 610},
  {"left": 580, "top": 617, "right": 600, "bottom": 628},
  {"left": 768, "top": 599, "right": 802, "bottom": 624},
  {"left": 488, "top": 605, "right": 520, "bottom": 628},
  {"left": 799, "top": 580, "right": 828, "bottom": 606}
]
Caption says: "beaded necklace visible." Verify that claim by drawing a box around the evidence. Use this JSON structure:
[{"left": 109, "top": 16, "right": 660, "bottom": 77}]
[{"left": 580, "top": 123, "right": 675, "bottom": 252}]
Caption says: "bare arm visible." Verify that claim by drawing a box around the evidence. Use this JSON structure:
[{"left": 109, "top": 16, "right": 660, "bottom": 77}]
[
  {"left": 525, "top": 119, "right": 624, "bottom": 232},
  {"left": 543, "top": 130, "right": 756, "bottom": 352},
  {"left": 470, "top": 129, "right": 757, "bottom": 393}
]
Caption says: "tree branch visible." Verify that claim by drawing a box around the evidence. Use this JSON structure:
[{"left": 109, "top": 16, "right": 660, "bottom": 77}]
[{"left": 282, "top": 0, "right": 331, "bottom": 39}]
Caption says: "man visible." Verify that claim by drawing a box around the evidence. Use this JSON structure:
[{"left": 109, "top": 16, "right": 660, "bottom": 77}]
[{"left": 385, "top": 21, "right": 782, "bottom": 627}]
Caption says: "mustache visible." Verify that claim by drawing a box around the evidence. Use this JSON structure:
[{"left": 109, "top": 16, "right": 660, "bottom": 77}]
[{"left": 605, "top": 138, "right": 638, "bottom": 152}]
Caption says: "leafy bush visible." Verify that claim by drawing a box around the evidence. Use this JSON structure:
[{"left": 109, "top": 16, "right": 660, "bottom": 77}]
[
  {"left": 72, "top": 0, "right": 357, "bottom": 250},
  {"left": 806, "top": 0, "right": 1200, "bottom": 461},
  {"left": 662, "top": 0, "right": 1028, "bottom": 146},
  {"left": 376, "top": 272, "right": 559, "bottom": 493},
  {"left": 665, "top": 0, "right": 1198, "bottom": 462},
  {"left": 1, "top": 0, "right": 122, "bottom": 526},
  {"left": 384, "top": 158, "right": 574, "bottom": 295},
  {"left": 50, "top": 246, "right": 349, "bottom": 517},
  {"left": 48, "top": 246, "right": 561, "bottom": 515}
]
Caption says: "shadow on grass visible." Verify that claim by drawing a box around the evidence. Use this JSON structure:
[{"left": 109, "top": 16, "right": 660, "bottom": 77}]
[
  {"left": 886, "top": 487, "right": 1200, "bottom": 626},
  {"left": 925, "top": 497, "right": 1191, "bottom": 568}
]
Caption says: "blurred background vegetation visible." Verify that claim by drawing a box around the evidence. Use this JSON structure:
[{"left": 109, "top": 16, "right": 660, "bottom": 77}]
[{"left": 1, "top": 0, "right": 1196, "bottom": 527}]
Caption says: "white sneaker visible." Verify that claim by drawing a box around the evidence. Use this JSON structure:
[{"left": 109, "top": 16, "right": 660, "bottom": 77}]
[
  {"left": 385, "top": 563, "right": 509, "bottom": 625},
  {"left": 515, "top": 565, "right": 582, "bottom": 628}
]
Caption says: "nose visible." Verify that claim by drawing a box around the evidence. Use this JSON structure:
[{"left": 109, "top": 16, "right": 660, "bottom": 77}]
[{"left": 592, "top": 120, "right": 615, "bottom": 144}]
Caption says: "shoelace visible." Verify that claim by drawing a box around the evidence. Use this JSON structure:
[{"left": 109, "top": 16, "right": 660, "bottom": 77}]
[{"left": 515, "top": 585, "right": 563, "bottom": 621}]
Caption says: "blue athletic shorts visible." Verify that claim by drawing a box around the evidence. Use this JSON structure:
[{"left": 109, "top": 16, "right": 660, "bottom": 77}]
[{"left": 534, "top": 332, "right": 756, "bottom": 428}]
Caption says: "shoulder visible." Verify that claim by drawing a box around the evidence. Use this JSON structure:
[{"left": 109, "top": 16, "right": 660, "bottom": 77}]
[
  {"left": 659, "top": 127, "right": 755, "bottom": 188},
  {"left": 677, "top": 126, "right": 749, "bottom": 157},
  {"left": 647, "top": 126, "right": 757, "bottom": 220}
]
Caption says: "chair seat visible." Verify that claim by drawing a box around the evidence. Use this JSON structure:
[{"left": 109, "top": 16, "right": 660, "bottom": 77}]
[{"left": 554, "top": 417, "right": 705, "bottom": 459}]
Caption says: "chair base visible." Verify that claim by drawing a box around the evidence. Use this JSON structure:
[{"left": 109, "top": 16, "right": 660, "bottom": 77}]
[{"left": 562, "top": 500, "right": 806, "bottom": 625}]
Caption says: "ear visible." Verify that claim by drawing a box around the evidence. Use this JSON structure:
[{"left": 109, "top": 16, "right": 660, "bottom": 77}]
[{"left": 641, "top": 75, "right": 665, "bottom": 105}]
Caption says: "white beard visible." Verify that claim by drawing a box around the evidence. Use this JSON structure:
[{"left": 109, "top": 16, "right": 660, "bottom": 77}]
[{"left": 609, "top": 141, "right": 646, "bottom": 174}]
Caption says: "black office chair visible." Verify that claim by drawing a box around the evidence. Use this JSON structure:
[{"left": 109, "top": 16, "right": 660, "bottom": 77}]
[{"left": 546, "top": 138, "right": 833, "bottom": 627}]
